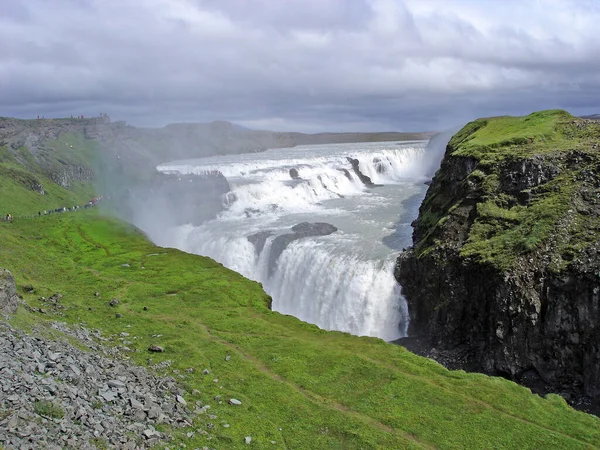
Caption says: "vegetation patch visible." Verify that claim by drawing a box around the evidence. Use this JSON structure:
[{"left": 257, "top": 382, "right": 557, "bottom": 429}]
[{"left": 34, "top": 400, "right": 65, "bottom": 419}]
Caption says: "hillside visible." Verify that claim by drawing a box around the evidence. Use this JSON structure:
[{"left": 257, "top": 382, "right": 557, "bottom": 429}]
[
  {"left": 0, "top": 116, "right": 433, "bottom": 180},
  {"left": 397, "top": 110, "right": 600, "bottom": 413},
  {"left": 0, "top": 116, "right": 432, "bottom": 224},
  {"left": 0, "top": 112, "right": 599, "bottom": 448},
  {"left": 1, "top": 210, "right": 599, "bottom": 449}
]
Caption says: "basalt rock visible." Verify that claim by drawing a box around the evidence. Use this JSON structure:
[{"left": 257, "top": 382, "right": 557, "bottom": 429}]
[
  {"left": 268, "top": 222, "right": 338, "bottom": 276},
  {"left": 247, "top": 231, "right": 275, "bottom": 255},
  {"left": 395, "top": 112, "right": 600, "bottom": 412},
  {"left": 346, "top": 157, "right": 381, "bottom": 187}
]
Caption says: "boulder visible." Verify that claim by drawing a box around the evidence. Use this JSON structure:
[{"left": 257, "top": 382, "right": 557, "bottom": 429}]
[
  {"left": 268, "top": 222, "right": 338, "bottom": 276},
  {"left": 247, "top": 231, "right": 274, "bottom": 255},
  {"left": 346, "top": 157, "right": 380, "bottom": 187}
]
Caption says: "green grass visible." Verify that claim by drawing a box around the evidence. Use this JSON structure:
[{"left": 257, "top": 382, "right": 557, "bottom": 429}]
[
  {"left": 415, "top": 110, "right": 600, "bottom": 270},
  {"left": 34, "top": 400, "right": 65, "bottom": 419},
  {"left": 1, "top": 211, "right": 599, "bottom": 449},
  {"left": 0, "top": 137, "right": 100, "bottom": 217},
  {"left": 449, "top": 109, "right": 573, "bottom": 162}
]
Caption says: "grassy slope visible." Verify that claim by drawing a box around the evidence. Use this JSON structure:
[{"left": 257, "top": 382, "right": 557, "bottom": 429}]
[
  {"left": 0, "top": 133, "right": 101, "bottom": 217},
  {"left": 1, "top": 212, "right": 599, "bottom": 449},
  {"left": 416, "top": 110, "right": 600, "bottom": 270}
]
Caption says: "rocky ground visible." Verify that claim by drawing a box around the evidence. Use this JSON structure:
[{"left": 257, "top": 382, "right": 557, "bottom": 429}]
[
  {"left": 0, "top": 267, "right": 236, "bottom": 450},
  {"left": 0, "top": 320, "right": 204, "bottom": 449}
]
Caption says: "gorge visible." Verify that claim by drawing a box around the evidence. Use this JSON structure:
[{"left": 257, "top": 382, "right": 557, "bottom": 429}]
[{"left": 143, "top": 139, "right": 443, "bottom": 341}]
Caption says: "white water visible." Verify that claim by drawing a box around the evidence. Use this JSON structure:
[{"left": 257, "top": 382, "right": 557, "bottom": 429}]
[{"left": 153, "top": 141, "right": 432, "bottom": 341}]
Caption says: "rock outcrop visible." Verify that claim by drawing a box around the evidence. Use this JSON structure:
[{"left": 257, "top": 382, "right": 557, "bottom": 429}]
[
  {"left": 0, "top": 269, "right": 19, "bottom": 315},
  {"left": 346, "top": 157, "right": 380, "bottom": 187},
  {"left": 268, "top": 222, "right": 338, "bottom": 276},
  {"left": 396, "top": 111, "right": 600, "bottom": 410}
]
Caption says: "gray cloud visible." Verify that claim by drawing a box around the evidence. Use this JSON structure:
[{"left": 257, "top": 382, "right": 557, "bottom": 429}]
[{"left": 1, "top": 0, "right": 599, "bottom": 132}]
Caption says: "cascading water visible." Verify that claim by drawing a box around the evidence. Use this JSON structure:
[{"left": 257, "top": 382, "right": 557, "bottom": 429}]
[{"left": 152, "top": 141, "right": 432, "bottom": 341}]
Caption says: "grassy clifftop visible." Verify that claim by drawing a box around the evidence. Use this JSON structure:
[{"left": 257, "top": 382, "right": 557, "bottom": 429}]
[{"left": 414, "top": 110, "right": 600, "bottom": 270}]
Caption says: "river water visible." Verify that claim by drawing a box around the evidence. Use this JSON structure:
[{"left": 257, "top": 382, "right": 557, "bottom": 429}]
[{"left": 152, "top": 140, "right": 434, "bottom": 341}]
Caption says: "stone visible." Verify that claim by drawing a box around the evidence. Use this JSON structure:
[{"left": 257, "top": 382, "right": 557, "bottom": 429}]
[
  {"left": 202, "top": 369, "right": 209, "bottom": 375},
  {"left": 148, "top": 345, "right": 164, "bottom": 353},
  {"left": 176, "top": 395, "right": 187, "bottom": 406},
  {"left": 109, "top": 299, "right": 119, "bottom": 307},
  {"left": 115, "top": 313, "right": 122, "bottom": 318},
  {"left": 228, "top": 399, "right": 242, "bottom": 406},
  {"left": 107, "top": 380, "right": 125, "bottom": 389},
  {"left": 245, "top": 436, "right": 252, "bottom": 444},
  {"left": 130, "top": 397, "right": 144, "bottom": 410}
]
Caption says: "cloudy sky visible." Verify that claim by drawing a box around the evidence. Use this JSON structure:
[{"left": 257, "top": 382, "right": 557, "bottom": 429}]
[{"left": 1, "top": 0, "right": 599, "bottom": 132}]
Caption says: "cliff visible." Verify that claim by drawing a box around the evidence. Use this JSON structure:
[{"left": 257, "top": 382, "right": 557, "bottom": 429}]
[{"left": 396, "top": 110, "right": 600, "bottom": 410}]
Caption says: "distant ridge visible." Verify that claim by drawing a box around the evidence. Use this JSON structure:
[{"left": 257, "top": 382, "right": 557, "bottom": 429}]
[{"left": 581, "top": 114, "right": 600, "bottom": 120}]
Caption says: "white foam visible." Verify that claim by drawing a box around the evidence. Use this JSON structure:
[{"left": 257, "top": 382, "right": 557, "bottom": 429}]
[{"left": 150, "top": 141, "right": 432, "bottom": 340}]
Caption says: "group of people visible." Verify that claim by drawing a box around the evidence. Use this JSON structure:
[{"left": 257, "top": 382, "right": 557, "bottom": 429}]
[{"left": 4, "top": 196, "right": 103, "bottom": 222}]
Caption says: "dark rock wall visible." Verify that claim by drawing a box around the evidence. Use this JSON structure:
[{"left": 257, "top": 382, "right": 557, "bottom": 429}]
[{"left": 396, "top": 145, "right": 600, "bottom": 401}]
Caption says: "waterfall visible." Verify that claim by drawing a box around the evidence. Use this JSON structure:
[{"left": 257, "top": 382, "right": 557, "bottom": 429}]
[{"left": 149, "top": 141, "right": 431, "bottom": 341}]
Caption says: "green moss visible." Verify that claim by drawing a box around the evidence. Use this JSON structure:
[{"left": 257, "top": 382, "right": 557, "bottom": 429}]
[
  {"left": 449, "top": 109, "right": 572, "bottom": 162},
  {"left": 416, "top": 110, "right": 600, "bottom": 271},
  {"left": 34, "top": 400, "right": 65, "bottom": 419}
]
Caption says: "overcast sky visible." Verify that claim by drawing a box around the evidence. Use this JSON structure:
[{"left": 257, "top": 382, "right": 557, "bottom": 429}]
[{"left": 1, "top": 0, "right": 599, "bottom": 132}]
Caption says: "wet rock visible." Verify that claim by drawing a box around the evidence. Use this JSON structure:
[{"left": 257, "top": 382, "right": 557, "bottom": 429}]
[
  {"left": 268, "top": 222, "right": 338, "bottom": 275},
  {"left": 148, "top": 345, "right": 164, "bottom": 353},
  {"left": 247, "top": 231, "right": 274, "bottom": 255},
  {"left": 396, "top": 127, "right": 600, "bottom": 413},
  {"left": 289, "top": 168, "right": 300, "bottom": 179},
  {"left": 346, "top": 157, "right": 380, "bottom": 187}
]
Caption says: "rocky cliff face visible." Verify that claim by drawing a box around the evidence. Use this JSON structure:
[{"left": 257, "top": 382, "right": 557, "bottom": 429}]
[{"left": 396, "top": 111, "right": 600, "bottom": 408}]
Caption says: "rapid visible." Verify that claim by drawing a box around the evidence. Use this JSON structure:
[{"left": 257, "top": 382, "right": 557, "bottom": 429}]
[{"left": 151, "top": 140, "right": 440, "bottom": 341}]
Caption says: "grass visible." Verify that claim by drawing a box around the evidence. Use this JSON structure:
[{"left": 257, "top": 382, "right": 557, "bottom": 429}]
[
  {"left": 449, "top": 109, "right": 573, "bottom": 163},
  {"left": 414, "top": 110, "right": 600, "bottom": 270},
  {"left": 1, "top": 211, "right": 599, "bottom": 449},
  {"left": 0, "top": 142, "right": 97, "bottom": 217},
  {"left": 34, "top": 400, "right": 65, "bottom": 419}
]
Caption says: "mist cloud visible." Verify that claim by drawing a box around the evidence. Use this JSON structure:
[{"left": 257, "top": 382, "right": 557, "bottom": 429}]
[{"left": 1, "top": 0, "right": 599, "bottom": 131}]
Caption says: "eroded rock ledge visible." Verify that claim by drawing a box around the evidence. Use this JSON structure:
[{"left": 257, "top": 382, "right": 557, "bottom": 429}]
[{"left": 395, "top": 111, "right": 600, "bottom": 413}]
